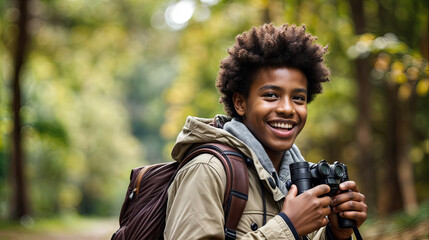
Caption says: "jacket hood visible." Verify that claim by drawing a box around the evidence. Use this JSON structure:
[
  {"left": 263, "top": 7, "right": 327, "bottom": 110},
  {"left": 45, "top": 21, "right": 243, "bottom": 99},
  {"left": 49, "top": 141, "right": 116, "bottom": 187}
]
[{"left": 171, "top": 115, "right": 248, "bottom": 162}]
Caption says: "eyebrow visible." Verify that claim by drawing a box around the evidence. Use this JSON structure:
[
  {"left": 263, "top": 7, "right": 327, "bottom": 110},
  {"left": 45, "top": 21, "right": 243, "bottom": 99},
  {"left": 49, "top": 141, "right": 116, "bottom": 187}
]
[
  {"left": 259, "top": 85, "right": 308, "bottom": 94},
  {"left": 259, "top": 85, "right": 282, "bottom": 92},
  {"left": 294, "top": 88, "right": 308, "bottom": 94}
]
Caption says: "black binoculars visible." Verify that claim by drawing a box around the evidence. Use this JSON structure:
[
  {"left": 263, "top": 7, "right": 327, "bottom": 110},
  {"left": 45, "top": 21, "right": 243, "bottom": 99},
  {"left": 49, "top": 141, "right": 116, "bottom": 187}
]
[{"left": 289, "top": 160, "right": 355, "bottom": 228}]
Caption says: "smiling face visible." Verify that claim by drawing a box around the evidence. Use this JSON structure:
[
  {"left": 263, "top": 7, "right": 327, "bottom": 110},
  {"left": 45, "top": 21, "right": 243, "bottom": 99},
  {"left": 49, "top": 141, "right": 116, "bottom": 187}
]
[{"left": 233, "top": 67, "right": 308, "bottom": 165}]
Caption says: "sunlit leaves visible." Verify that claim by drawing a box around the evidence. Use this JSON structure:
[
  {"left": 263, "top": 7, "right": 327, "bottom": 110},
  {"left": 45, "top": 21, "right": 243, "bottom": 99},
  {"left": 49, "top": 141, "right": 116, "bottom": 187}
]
[
  {"left": 349, "top": 31, "right": 429, "bottom": 102},
  {"left": 416, "top": 78, "right": 429, "bottom": 96},
  {"left": 347, "top": 33, "right": 409, "bottom": 59}
]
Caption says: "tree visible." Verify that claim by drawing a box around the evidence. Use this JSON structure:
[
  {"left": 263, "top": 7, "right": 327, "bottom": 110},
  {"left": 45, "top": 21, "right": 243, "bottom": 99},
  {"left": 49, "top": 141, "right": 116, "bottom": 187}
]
[
  {"left": 10, "top": 0, "right": 30, "bottom": 220},
  {"left": 346, "top": 0, "right": 428, "bottom": 215},
  {"left": 348, "top": 0, "right": 377, "bottom": 213}
]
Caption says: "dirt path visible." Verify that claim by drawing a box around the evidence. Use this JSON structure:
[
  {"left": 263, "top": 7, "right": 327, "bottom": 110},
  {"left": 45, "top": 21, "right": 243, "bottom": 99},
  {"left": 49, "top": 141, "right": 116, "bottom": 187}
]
[
  {"left": 362, "top": 219, "right": 429, "bottom": 240},
  {"left": 1, "top": 218, "right": 428, "bottom": 240},
  {"left": 0, "top": 218, "right": 118, "bottom": 240}
]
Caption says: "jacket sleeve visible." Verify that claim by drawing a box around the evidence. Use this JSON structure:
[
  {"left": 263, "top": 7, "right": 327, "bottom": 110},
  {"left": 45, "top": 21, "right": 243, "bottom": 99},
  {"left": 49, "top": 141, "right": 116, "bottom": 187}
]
[
  {"left": 241, "top": 214, "right": 298, "bottom": 239},
  {"left": 164, "top": 154, "right": 329, "bottom": 240},
  {"left": 243, "top": 217, "right": 329, "bottom": 240}
]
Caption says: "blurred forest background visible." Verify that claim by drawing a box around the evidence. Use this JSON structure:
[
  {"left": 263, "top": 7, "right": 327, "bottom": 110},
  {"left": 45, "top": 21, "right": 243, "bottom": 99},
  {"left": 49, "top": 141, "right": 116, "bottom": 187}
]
[{"left": 1, "top": 0, "right": 428, "bottom": 239}]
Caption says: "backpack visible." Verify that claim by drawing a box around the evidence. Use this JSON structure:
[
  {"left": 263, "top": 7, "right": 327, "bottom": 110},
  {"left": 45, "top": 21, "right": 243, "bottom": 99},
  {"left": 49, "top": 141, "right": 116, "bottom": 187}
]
[{"left": 111, "top": 143, "right": 250, "bottom": 240}]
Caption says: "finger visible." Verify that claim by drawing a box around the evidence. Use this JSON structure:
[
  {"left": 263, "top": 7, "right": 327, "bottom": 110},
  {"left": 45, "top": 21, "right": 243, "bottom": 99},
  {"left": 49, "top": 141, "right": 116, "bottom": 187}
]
[
  {"left": 320, "top": 195, "right": 333, "bottom": 207},
  {"left": 332, "top": 191, "right": 365, "bottom": 206},
  {"left": 340, "top": 181, "right": 359, "bottom": 192},
  {"left": 333, "top": 200, "right": 368, "bottom": 213},
  {"left": 286, "top": 184, "right": 298, "bottom": 199},
  {"left": 339, "top": 210, "right": 368, "bottom": 224},
  {"left": 309, "top": 184, "right": 331, "bottom": 197},
  {"left": 323, "top": 204, "right": 332, "bottom": 216},
  {"left": 321, "top": 216, "right": 329, "bottom": 227}
]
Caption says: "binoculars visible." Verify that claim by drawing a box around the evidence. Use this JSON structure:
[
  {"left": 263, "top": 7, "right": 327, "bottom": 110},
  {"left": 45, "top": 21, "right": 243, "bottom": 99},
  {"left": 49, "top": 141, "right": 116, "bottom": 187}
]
[{"left": 289, "top": 160, "right": 355, "bottom": 228}]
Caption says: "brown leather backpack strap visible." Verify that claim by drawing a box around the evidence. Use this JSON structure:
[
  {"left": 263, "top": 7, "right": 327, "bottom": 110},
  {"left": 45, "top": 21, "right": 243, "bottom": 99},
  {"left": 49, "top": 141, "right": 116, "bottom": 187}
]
[
  {"left": 210, "top": 143, "right": 249, "bottom": 240},
  {"left": 182, "top": 143, "right": 249, "bottom": 240}
]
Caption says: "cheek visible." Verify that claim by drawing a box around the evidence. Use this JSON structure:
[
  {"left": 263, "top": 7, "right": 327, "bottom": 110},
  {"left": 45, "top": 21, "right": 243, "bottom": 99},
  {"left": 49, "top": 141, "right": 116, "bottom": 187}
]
[
  {"left": 298, "top": 107, "right": 308, "bottom": 125},
  {"left": 243, "top": 107, "right": 265, "bottom": 130},
  {"left": 244, "top": 101, "right": 264, "bottom": 118},
  {"left": 302, "top": 111, "right": 308, "bottom": 122}
]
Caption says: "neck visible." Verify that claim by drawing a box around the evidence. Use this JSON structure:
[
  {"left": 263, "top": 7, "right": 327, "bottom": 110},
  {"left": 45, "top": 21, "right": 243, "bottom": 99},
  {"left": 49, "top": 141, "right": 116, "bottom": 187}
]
[{"left": 265, "top": 148, "right": 283, "bottom": 173}]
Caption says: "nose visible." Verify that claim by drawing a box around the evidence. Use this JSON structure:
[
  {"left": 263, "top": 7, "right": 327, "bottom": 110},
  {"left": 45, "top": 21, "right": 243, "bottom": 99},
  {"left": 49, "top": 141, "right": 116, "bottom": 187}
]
[{"left": 276, "top": 98, "right": 295, "bottom": 116}]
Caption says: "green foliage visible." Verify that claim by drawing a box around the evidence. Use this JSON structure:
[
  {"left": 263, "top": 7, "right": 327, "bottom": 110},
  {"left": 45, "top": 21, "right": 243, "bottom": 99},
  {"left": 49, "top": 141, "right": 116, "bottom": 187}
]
[
  {"left": 362, "top": 201, "right": 429, "bottom": 234},
  {"left": 390, "top": 202, "right": 429, "bottom": 230},
  {"left": 1, "top": 0, "right": 150, "bottom": 218},
  {"left": 1, "top": 0, "right": 428, "bottom": 220}
]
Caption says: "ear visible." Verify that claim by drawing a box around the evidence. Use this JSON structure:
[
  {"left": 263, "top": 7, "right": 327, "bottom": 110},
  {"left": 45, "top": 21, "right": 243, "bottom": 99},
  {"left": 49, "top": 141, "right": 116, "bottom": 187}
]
[{"left": 233, "top": 92, "right": 246, "bottom": 117}]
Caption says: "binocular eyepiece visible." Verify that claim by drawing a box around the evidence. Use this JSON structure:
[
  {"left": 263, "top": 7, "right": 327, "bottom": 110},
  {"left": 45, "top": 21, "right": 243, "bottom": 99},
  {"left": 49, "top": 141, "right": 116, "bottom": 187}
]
[
  {"left": 290, "top": 160, "right": 347, "bottom": 196},
  {"left": 289, "top": 160, "right": 355, "bottom": 228}
]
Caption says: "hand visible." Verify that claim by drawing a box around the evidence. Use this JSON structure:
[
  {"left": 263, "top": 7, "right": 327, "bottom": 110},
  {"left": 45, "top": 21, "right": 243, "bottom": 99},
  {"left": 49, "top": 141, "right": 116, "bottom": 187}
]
[
  {"left": 282, "top": 184, "right": 332, "bottom": 236},
  {"left": 328, "top": 181, "right": 368, "bottom": 240}
]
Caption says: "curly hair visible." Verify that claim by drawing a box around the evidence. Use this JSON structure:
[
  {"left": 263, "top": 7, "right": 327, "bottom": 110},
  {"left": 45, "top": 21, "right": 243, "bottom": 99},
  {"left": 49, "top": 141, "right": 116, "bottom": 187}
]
[{"left": 216, "top": 23, "right": 330, "bottom": 118}]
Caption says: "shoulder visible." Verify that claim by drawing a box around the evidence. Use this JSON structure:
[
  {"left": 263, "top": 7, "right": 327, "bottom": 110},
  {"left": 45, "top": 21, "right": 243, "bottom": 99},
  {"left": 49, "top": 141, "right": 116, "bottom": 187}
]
[
  {"left": 175, "top": 153, "right": 228, "bottom": 184},
  {"left": 167, "top": 154, "right": 228, "bottom": 215}
]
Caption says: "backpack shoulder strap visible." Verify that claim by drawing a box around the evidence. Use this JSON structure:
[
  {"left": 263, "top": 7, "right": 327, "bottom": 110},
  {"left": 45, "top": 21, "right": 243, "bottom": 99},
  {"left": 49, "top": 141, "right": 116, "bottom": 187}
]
[{"left": 183, "top": 143, "right": 249, "bottom": 240}]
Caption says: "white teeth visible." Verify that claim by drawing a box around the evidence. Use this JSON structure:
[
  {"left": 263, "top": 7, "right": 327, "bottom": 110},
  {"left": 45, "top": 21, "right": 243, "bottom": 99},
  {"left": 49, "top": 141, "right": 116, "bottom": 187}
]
[{"left": 272, "top": 122, "right": 293, "bottom": 129}]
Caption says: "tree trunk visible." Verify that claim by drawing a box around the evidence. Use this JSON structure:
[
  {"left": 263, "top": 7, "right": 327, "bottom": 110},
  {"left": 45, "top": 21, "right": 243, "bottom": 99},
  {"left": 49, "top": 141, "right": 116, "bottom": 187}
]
[
  {"left": 376, "top": 0, "right": 419, "bottom": 216},
  {"left": 397, "top": 86, "right": 418, "bottom": 214},
  {"left": 10, "top": 0, "right": 30, "bottom": 220},
  {"left": 261, "top": 0, "right": 271, "bottom": 23},
  {"left": 348, "top": 0, "right": 376, "bottom": 212},
  {"left": 378, "top": 83, "right": 403, "bottom": 215}
]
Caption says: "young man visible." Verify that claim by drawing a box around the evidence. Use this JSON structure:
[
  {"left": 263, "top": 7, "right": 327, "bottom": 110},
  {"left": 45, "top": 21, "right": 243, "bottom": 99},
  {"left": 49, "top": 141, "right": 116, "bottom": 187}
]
[{"left": 164, "top": 24, "right": 367, "bottom": 240}]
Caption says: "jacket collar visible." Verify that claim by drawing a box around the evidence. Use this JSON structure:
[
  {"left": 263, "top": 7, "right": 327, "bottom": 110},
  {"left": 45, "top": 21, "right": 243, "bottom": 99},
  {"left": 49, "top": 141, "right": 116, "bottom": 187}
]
[{"left": 171, "top": 115, "right": 285, "bottom": 201}]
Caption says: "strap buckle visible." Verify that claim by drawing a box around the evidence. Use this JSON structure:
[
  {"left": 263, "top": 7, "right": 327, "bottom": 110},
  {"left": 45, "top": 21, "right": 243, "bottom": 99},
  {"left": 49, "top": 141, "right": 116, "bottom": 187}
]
[{"left": 225, "top": 228, "right": 237, "bottom": 240}]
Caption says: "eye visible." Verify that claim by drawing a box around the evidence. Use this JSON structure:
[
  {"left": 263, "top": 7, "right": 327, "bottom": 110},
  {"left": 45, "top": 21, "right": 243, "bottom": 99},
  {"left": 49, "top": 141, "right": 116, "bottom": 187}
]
[
  {"left": 293, "top": 95, "right": 306, "bottom": 103},
  {"left": 262, "top": 92, "right": 279, "bottom": 100}
]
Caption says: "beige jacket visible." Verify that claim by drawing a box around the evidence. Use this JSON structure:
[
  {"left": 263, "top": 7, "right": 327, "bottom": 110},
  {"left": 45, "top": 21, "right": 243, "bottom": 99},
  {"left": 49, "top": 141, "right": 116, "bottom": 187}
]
[{"left": 164, "top": 116, "right": 329, "bottom": 240}]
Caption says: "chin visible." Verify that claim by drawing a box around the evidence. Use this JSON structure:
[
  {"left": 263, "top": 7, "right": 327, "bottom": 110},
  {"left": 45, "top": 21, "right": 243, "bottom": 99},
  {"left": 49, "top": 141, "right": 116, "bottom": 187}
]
[{"left": 273, "top": 143, "right": 294, "bottom": 152}]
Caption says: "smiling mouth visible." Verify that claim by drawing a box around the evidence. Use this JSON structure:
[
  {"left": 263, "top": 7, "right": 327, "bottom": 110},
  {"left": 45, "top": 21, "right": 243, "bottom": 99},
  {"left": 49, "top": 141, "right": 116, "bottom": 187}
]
[{"left": 269, "top": 122, "right": 294, "bottom": 130}]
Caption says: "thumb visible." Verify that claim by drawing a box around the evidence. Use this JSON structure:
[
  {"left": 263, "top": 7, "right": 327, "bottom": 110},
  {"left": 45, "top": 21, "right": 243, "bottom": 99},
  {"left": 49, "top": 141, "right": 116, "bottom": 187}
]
[{"left": 286, "top": 184, "right": 298, "bottom": 199}]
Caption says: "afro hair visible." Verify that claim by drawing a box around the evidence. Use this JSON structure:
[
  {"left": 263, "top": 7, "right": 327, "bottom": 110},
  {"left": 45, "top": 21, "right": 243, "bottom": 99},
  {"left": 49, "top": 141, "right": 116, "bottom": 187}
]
[{"left": 216, "top": 23, "right": 330, "bottom": 118}]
